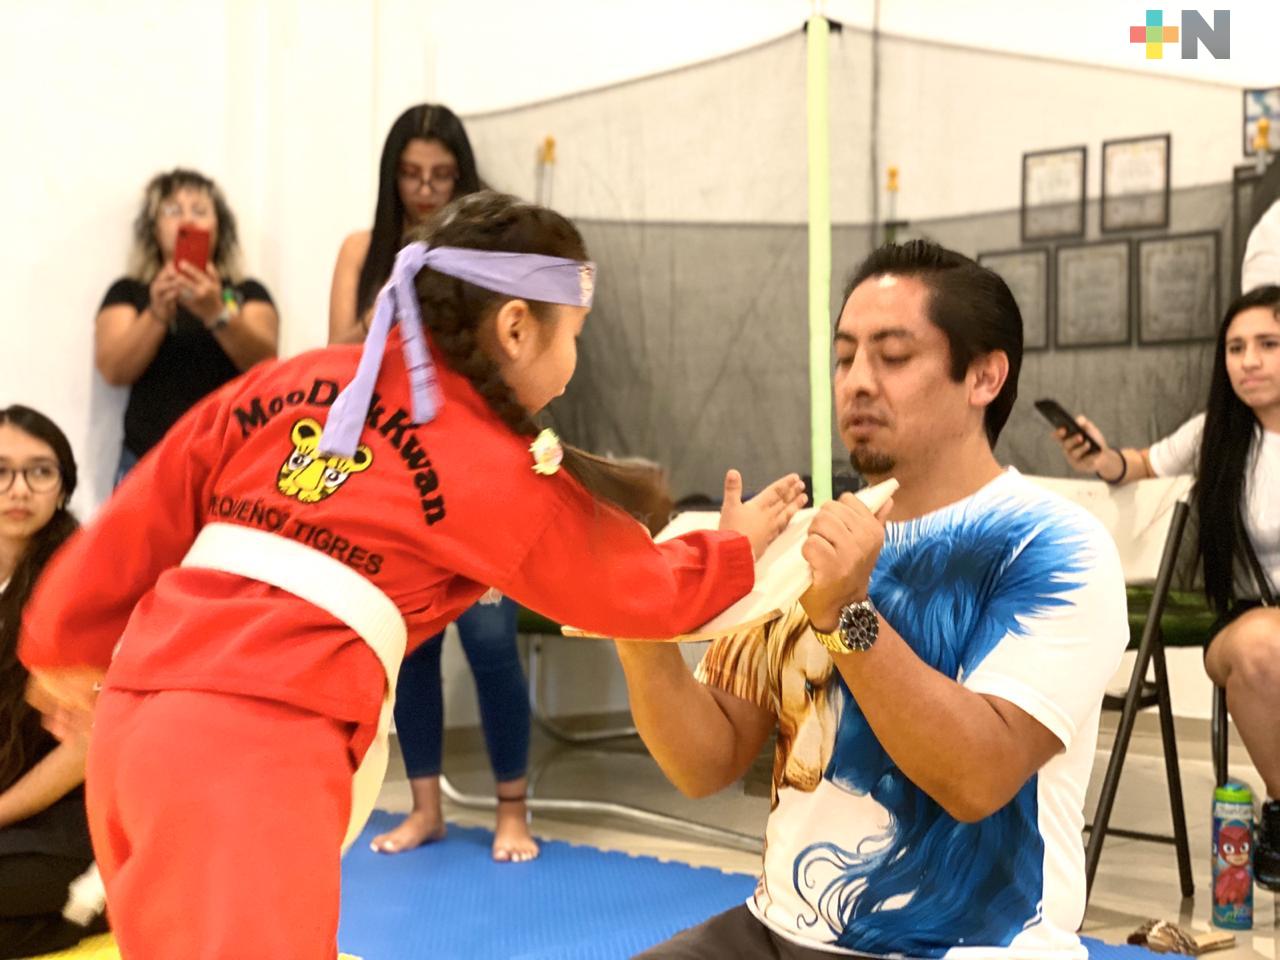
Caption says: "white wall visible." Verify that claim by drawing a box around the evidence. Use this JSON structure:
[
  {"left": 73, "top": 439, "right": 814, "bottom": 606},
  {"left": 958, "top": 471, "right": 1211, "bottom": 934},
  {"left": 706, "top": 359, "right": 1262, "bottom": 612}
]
[
  {"left": 0, "top": 0, "right": 433, "bottom": 509},
  {"left": 432, "top": 0, "right": 1277, "bottom": 114},
  {"left": 3, "top": 0, "right": 1274, "bottom": 725}
]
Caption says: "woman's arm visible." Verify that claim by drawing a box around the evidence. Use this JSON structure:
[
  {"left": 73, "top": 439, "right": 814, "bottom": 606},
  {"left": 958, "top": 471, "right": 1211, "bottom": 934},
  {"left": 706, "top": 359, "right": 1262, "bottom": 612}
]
[
  {"left": 1053, "top": 415, "right": 1155, "bottom": 485},
  {"left": 0, "top": 736, "right": 86, "bottom": 828},
  {"left": 328, "top": 231, "right": 373, "bottom": 345},
  {"left": 95, "top": 305, "right": 168, "bottom": 386},
  {"left": 210, "top": 299, "right": 279, "bottom": 371},
  {"left": 95, "top": 272, "right": 179, "bottom": 386},
  {"left": 175, "top": 264, "right": 278, "bottom": 372}
]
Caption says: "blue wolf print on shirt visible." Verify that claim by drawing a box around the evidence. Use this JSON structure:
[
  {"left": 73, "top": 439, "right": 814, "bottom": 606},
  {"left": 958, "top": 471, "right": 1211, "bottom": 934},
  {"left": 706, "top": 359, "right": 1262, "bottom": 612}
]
[{"left": 793, "top": 495, "right": 1092, "bottom": 957}]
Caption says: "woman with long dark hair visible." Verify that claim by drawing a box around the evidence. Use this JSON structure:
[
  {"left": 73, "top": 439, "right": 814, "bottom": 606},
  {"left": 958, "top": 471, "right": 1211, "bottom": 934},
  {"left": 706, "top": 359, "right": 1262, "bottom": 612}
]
[
  {"left": 0, "top": 406, "right": 103, "bottom": 956},
  {"left": 330, "top": 107, "right": 540, "bottom": 863},
  {"left": 329, "top": 104, "right": 482, "bottom": 344},
  {"left": 1053, "top": 285, "right": 1280, "bottom": 890}
]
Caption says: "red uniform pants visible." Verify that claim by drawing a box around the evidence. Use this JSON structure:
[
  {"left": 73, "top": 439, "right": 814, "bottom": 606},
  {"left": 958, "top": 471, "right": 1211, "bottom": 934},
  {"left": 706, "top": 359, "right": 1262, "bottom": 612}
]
[{"left": 88, "top": 689, "right": 357, "bottom": 959}]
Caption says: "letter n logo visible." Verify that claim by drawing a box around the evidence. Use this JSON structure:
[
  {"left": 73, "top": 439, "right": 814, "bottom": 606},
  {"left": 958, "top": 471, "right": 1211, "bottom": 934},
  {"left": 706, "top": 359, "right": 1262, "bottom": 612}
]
[{"left": 1180, "top": 10, "right": 1230, "bottom": 59}]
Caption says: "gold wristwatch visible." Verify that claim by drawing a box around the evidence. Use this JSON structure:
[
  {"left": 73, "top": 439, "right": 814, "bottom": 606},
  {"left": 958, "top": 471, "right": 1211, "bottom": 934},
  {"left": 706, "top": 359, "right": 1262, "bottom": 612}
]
[{"left": 811, "top": 598, "right": 879, "bottom": 654}]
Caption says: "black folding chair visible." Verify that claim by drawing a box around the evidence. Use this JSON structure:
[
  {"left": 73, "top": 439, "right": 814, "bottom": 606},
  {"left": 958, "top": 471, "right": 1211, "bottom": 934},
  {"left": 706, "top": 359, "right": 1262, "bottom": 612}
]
[{"left": 1028, "top": 476, "right": 1195, "bottom": 901}]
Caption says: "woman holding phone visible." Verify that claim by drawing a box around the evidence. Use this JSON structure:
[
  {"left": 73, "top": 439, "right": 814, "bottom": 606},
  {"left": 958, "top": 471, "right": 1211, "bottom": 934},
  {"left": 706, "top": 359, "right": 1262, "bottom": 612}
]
[
  {"left": 94, "top": 168, "right": 279, "bottom": 483},
  {"left": 1050, "top": 285, "right": 1280, "bottom": 891}
]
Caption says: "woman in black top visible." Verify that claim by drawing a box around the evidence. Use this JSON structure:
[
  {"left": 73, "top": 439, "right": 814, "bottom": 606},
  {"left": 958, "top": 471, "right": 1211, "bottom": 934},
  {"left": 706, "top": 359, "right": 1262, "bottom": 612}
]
[
  {"left": 94, "top": 168, "right": 279, "bottom": 481},
  {"left": 0, "top": 405, "right": 104, "bottom": 957}
]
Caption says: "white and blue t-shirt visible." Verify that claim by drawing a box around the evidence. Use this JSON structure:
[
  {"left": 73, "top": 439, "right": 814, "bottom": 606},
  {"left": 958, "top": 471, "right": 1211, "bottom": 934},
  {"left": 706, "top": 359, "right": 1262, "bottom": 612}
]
[{"left": 696, "top": 469, "right": 1128, "bottom": 959}]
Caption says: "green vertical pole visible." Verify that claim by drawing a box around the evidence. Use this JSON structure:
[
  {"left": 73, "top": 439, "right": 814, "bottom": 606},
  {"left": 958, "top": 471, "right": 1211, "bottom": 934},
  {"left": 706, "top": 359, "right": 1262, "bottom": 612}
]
[{"left": 807, "top": 13, "right": 833, "bottom": 506}]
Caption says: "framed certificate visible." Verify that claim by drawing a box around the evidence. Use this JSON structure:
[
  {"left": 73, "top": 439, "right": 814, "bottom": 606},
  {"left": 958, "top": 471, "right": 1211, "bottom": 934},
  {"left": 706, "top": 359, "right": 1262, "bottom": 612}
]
[
  {"left": 1137, "top": 231, "right": 1220, "bottom": 345},
  {"left": 977, "top": 248, "right": 1051, "bottom": 352},
  {"left": 1101, "top": 134, "right": 1170, "bottom": 233},
  {"left": 1244, "top": 87, "right": 1280, "bottom": 157},
  {"left": 1021, "top": 146, "right": 1087, "bottom": 243},
  {"left": 1232, "top": 164, "right": 1262, "bottom": 299},
  {"left": 1055, "top": 240, "right": 1131, "bottom": 349}
]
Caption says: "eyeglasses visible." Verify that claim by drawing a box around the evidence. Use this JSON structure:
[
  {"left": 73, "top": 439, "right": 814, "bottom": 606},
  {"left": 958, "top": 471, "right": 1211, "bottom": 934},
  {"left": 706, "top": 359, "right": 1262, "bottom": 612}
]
[
  {"left": 158, "top": 200, "right": 212, "bottom": 220},
  {"left": 398, "top": 167, "right": 461, "bottom": 194},
  {"left": 0, "top": 464, "right": 62, "bottom": 494}
]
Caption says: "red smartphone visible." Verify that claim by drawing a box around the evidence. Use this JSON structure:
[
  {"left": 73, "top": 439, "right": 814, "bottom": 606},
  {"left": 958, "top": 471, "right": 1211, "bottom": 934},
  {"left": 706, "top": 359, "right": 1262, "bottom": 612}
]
[{"left": 174, "top": 224, "right": 210, "bottom": 271}]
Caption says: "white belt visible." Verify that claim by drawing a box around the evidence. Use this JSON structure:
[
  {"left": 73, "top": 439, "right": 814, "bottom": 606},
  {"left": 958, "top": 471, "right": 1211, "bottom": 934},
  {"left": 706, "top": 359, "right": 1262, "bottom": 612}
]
[{"left": 181, "top": 522, "right": 406, "bottom": 852}]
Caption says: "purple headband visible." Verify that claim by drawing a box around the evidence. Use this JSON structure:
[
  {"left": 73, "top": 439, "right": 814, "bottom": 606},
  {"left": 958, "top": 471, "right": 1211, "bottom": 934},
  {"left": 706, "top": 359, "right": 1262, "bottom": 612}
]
[{"left": 319, "top": 243, "right": 596, "bottom": 458}]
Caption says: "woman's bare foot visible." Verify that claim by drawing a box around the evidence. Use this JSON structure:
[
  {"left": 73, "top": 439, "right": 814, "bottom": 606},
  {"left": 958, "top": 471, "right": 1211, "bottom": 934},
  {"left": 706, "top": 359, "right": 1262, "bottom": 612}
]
[
  {"left": 371, "top": 776, "right": 446, "bottom": 854},
  {"left": 492, "top": 795, "right": 539, "bottom": 863},
  {"left": 370, "top": 810, "right": 446, "bottom": 854}
]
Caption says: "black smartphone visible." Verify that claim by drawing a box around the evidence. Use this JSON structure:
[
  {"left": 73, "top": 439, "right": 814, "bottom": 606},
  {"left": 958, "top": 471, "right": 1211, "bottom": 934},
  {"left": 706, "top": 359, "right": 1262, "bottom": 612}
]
[{"left": 1034, "top": 398, "right": 1101, "bottom": 455}]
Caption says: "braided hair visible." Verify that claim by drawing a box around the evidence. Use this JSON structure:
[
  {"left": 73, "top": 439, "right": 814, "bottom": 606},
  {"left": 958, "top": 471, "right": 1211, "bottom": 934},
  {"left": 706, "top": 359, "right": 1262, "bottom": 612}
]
[{"left": 412, "top": 192, "right": 673, "bottom": 533}]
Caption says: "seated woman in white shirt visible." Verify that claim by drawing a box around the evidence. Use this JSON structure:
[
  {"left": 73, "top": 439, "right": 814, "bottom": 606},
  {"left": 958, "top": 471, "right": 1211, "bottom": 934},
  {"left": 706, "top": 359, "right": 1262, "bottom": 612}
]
[{"left": 1052, "top": 284, "right": 1280, "bottom": 891}]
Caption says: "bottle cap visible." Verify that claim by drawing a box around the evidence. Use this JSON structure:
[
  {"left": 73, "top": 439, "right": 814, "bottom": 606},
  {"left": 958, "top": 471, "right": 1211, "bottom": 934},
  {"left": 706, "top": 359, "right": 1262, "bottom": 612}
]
[{"left": 1215, "top": 779, "right": 1253, "bottom": 804}]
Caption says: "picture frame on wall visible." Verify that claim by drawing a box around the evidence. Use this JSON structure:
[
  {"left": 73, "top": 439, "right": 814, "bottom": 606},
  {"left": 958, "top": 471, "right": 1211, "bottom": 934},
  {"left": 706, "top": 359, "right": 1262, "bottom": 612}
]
[
  {"left": 1021, "top": 145, "right": 1086, "bottom": 243},
  {"left": 977, "top": 248, "right": 1050, "bottom": 352},
  {"left": 1054, "top": 239, "right": 1131, "bottom": 349},
  {"left": 1232, "top": 163, "right": 1262, "bottom": 299},
  {"left": 1243, "top": 87, "right": 1280, "bottom": 156},
  {"left": 1101, "top": 133, "right": 1171, "bottom": 233},
  {"left": 1137, "top": 231, "right": 1220, "bottom": 345}
]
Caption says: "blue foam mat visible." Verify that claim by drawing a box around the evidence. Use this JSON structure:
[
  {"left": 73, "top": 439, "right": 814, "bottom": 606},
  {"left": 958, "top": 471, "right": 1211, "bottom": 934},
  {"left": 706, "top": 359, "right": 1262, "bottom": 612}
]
[
  {"left": 1080, "top": 940, "right": 1190, "bottom": 960},
  {"left": 338, "top": 810, "right": 1179, "bottom": 960},
  {"left": 339, "top": 811, "right": 756, "bottom": 959}
]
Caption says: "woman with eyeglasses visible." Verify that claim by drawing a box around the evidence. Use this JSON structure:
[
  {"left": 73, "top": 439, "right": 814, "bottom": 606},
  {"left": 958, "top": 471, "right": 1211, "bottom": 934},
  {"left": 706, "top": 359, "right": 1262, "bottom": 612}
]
[
  {"left": 0, "top": 406, "right": 104, "bottom": 957},
  {"left": 329, "top": 105, "right": 482, "bottom": 345},
  {"left": 95, "top": 169, "right": 279, "bottom": 484},
  {"left": 328, "top": 105, "right": 540, "bottom": 863}
]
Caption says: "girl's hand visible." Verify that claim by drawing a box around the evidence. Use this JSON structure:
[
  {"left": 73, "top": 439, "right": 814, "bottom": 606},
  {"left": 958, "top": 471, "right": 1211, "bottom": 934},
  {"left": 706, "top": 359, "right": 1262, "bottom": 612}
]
[{"left": 718, "top": 470, "right": 807, "bottom": 559}]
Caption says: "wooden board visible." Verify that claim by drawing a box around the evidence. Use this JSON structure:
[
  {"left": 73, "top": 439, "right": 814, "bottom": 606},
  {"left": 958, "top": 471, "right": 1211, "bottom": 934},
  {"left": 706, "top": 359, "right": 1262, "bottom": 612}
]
[{"left": 563, "top": 479, "right": 898, "bottom": 642}]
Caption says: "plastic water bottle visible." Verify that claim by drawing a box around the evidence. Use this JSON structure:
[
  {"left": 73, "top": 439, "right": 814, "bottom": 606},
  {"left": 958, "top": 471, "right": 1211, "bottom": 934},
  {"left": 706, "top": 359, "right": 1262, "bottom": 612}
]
[{"left": 1212, "top": 780, "right": 1254, "bottom": 929}]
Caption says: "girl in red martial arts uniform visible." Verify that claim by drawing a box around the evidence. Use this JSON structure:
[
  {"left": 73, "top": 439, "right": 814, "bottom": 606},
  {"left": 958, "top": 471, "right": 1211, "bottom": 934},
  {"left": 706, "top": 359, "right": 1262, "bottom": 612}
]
[{"left": 20, "top": 191, "right": 805, "bottom": 960}]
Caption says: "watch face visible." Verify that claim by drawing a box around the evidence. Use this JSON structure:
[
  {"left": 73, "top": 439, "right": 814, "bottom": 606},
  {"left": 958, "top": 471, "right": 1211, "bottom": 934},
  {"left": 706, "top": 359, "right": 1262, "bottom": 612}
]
[{"left": 837, "top": 600, "right": 878, "bottom": 651}]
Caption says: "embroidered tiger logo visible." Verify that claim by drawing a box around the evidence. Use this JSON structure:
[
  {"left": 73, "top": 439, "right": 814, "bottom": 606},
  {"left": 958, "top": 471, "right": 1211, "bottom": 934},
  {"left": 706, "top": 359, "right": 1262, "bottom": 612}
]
[{"left": 277, "top": 418, "right": 373, "bottom": 504}]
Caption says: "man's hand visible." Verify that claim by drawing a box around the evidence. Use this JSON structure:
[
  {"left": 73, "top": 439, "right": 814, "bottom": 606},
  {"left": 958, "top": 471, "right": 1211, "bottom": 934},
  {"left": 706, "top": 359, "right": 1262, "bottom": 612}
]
[
  {"left": 718, "top": 470, "right": 807, "bottom": 560},
  {"left": 800, "top": 493, "right": 893, "bottom": 631},
  {"left": 26, "top": 668, "right": 104, "bottom": 742}
]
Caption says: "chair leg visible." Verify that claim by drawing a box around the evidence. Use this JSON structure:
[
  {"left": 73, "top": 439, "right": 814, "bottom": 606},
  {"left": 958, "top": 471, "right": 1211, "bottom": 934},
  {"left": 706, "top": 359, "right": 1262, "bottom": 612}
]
[
  {"left": 1211, "top": 686, "right": 1229, "bottom": 788},
  {"left": 1085, "top": 639, "right": 1153, "bottom": 899},
  {"left": 1087, "top": 499, "right": 1189, "bottom": 902},
  {"left": 1151, "top": 637, "right": 1195, "bottom": 898}
]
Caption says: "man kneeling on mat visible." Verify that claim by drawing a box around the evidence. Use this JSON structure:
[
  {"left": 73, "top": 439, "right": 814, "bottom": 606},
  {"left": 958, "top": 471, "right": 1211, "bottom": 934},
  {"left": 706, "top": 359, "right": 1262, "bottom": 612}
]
[{"left": 617, "top": 241, "right": 1128, "bottom": 960}]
